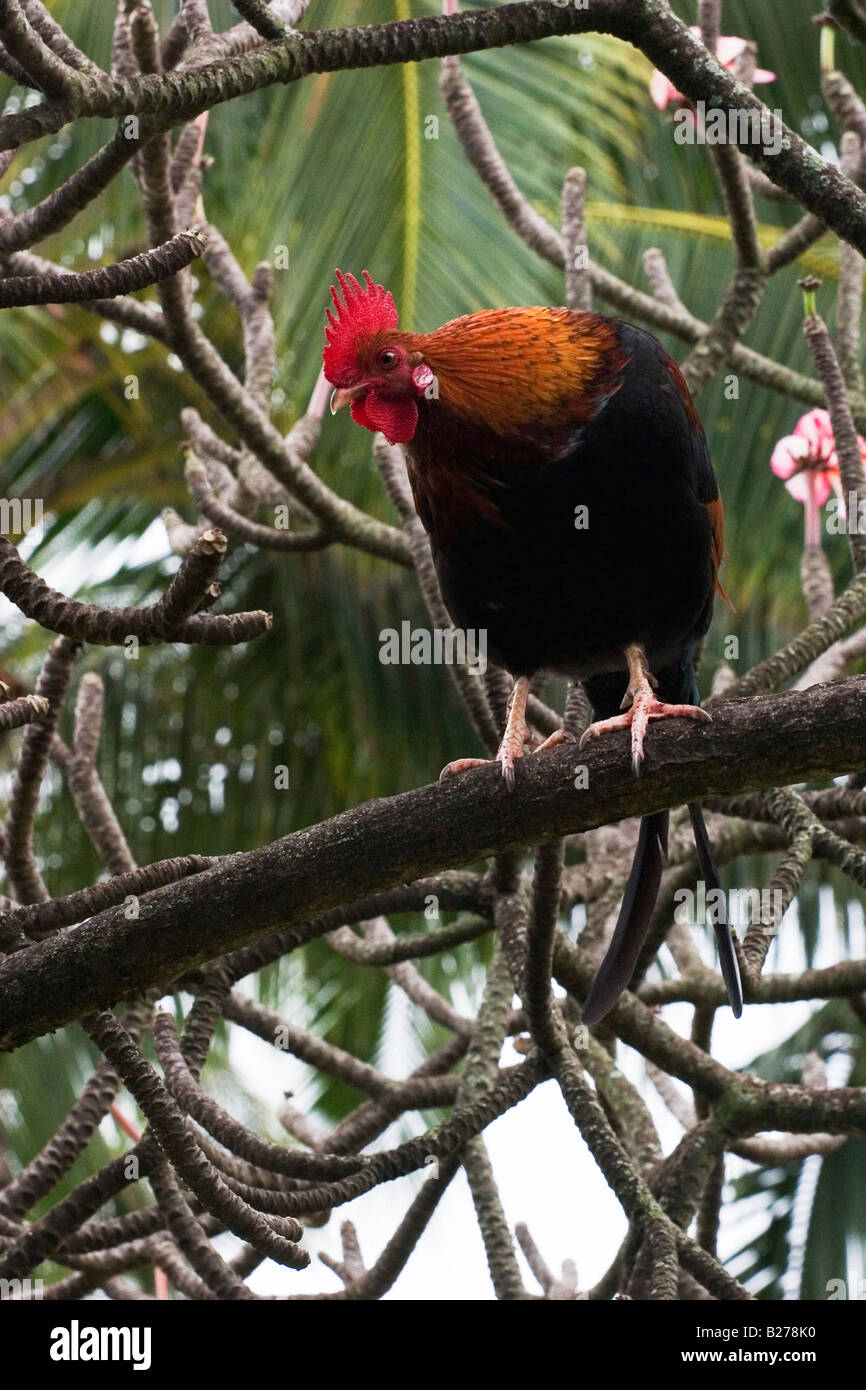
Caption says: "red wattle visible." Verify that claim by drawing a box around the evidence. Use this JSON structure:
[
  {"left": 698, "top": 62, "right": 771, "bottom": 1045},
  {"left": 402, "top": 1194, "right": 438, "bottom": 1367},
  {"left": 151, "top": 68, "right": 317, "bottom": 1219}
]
[{"left": 351, "top": 392, "right": 419, "bottom": 445}]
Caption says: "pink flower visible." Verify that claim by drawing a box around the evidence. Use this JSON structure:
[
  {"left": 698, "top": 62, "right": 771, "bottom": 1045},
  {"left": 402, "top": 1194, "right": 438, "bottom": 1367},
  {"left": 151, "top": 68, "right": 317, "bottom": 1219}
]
[
  {"left": 650, "top": 31, "right": 776, "bottom": 110},
  {"left": 771, "top": 409, "right": 859, "bottom": 504},
  {"left": 771, "top": 409, "right": 865, "bottom": 546},
  {"left": 771, "top": 432, "right": 822, "bottom": 501}
]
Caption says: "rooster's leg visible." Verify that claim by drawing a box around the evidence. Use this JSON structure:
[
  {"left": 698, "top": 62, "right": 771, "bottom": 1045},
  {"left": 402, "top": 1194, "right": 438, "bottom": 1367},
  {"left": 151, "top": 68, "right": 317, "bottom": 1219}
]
[
  {"left": 440, "top": 676, "right": 530, "bottom": 792},
  {"left": 578, "top": 643, "right": 710, "bottom": 776},
  {"left": 440, "top": 676, "right": 574, "bottom": 792}
]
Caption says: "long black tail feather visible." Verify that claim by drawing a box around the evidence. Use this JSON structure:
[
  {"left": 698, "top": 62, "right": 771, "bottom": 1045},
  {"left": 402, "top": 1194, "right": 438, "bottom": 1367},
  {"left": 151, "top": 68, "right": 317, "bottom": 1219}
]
[
  {"left": 581, "top": 810, "right": 668, "bottom": 1027},
  {"left": 581, "top": 803, "right": 744, "bottom": 1026},
  {"left": 688, "top": 801, "right": 744, "bottom": 1018}
]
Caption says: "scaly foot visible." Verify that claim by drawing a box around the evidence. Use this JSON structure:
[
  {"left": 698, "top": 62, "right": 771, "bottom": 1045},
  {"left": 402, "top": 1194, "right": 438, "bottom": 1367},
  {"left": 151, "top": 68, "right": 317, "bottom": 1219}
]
[
  {"left": 439, "top": 678, "right": 576, "bottom": 792},
  {"left": 579, "top": 647, "right": 710, "bottom": 776}
]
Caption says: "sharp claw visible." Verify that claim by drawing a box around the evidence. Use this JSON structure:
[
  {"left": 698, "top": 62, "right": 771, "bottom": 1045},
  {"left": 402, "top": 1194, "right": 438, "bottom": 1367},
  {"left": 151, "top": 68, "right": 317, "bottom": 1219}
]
[
  {"left": 439, "top": 756, "right": 488, "bottom": 783},
  {"left": 502, "top": 761, "right": 516, "bottom": 793},
  {"left": 578, "top": 690, "right": 710, "bottom": 774},
  {"left": 532, "top": 728, "right": 576, "bottom": 753}
]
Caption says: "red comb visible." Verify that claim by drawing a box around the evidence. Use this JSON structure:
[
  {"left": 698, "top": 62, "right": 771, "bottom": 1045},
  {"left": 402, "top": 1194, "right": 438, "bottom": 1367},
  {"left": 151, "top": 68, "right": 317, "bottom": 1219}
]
[{"left": 322, "top": 269, "right": 399, "bottom": 386}]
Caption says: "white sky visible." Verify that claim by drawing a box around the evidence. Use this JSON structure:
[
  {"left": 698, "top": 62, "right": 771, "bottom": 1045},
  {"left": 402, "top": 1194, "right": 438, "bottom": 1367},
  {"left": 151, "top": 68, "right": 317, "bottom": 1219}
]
[{"left": 209, "top": 886, "right": 864, "bottom": 1300}]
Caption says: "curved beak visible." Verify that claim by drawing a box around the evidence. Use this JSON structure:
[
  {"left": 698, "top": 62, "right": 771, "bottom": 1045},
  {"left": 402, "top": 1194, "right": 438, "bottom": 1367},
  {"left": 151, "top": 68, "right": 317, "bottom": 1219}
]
[{"left": 329, "top": 383, "right": 369, "bottom": 415}]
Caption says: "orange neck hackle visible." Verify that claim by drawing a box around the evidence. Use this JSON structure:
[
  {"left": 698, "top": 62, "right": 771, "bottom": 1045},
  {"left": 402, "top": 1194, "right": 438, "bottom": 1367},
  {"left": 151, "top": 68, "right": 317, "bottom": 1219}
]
[{"left": 401, "top": 307, "right": 625, "bottom": 437}]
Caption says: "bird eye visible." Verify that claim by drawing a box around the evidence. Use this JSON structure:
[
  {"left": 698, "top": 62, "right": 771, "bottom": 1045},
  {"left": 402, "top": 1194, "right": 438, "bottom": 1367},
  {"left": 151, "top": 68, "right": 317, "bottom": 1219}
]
[{"left": 378, "top": 349, "right": 398, "bottom": 369}]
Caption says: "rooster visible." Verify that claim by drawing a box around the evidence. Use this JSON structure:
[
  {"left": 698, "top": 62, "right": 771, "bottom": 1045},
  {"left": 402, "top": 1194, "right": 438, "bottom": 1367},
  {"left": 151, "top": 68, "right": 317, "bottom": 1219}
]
[{"left": 323, "top": 270, "right": 742, "bottom": 1026}]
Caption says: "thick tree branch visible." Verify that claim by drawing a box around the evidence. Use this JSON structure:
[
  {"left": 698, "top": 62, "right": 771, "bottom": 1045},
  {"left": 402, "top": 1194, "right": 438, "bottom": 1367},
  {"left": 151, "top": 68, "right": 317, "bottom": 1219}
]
[
  {"left": 0, "top": 227, "right": 205, "bottom": 308},
  {"left": 3, "top": 675, "right": 866, "bottom": 1050}
]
